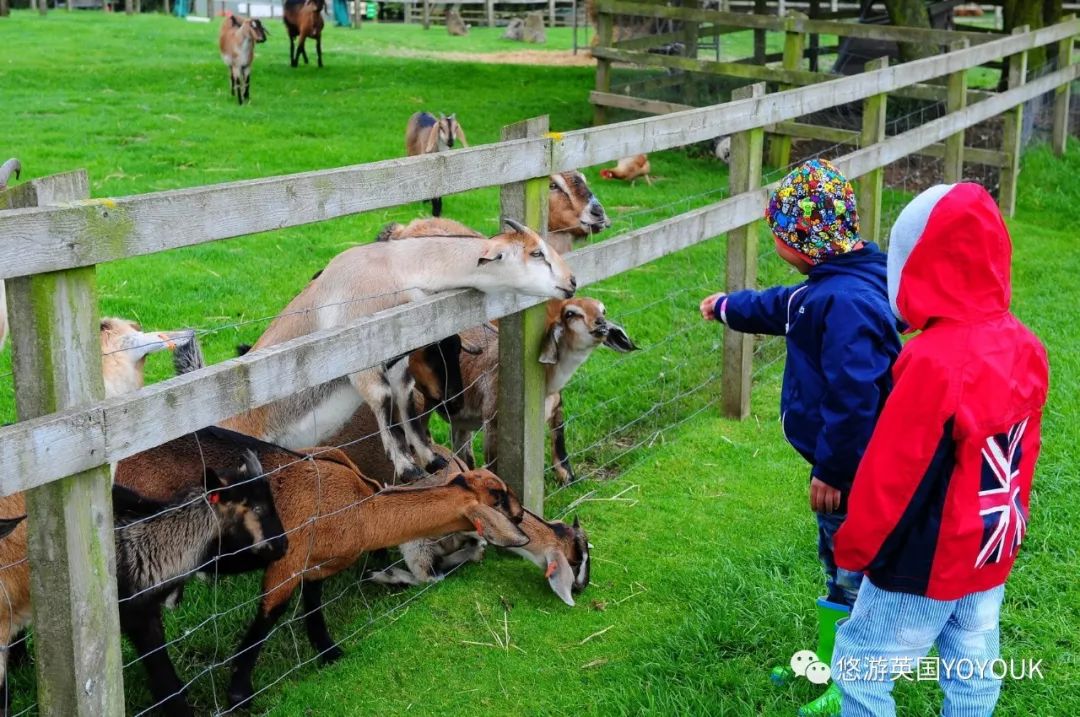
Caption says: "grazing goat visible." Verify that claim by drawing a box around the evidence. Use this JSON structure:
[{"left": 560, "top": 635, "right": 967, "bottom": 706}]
[
  {"left": 219, "top": 220, "right": 576, "bottom": 482},
  {"left": 445, "top": 7, "right": 468, "bottom": 35},
  {"left": 0, "top": 157, "right": 22, "bottom": 352},
  {"left": 222, "top": 467, "right": 527, "bottom": 708},
  {"left": 330, "top": 406, "right": 592, "bottom": 604},
  {"left": 447, "top": 297, "right": 637, "bottom": 483},
  {"left": 405, "top": 111, "right": 468, "bottom": 217},
  {"left": 113, "top": 454, "right": 286, "bottom": 717},
  {"left": 219, "top": 13, "right": 268, "bottom": 105},
  {"left": 600, "top": 154, "right": 652, "bottom": 185},
  {"left": 284, "top": 0, "right": 325, "bottom": 68}
]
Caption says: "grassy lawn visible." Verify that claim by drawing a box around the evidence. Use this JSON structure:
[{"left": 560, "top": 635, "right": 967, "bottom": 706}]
[{"left": 2, "top": 11, "right": 1079, "bottom": 717}]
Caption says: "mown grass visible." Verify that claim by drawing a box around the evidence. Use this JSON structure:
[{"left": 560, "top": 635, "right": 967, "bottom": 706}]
[{"left": 2, "top": 12, "right": 1079, "bottom": 717}]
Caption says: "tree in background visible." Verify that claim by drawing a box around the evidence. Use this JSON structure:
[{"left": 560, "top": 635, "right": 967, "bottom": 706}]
[{"left": 883, "top": 0, "right": 938, "bottom": 61}]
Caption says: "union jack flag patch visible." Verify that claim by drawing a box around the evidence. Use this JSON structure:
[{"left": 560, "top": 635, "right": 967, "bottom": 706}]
[{"left": 976, "top": 418, "right": 1029, "bottom": 568}]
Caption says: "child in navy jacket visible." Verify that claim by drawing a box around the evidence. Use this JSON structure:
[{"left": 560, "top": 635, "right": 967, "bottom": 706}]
[{"left": 700, "top": 160, "right": 900, "bottom": 717}]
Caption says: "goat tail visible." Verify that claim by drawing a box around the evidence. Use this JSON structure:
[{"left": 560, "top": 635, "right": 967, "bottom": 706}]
[
  {"left": 172, "top": 333, "right": 206, "bottom": 376},
  {"left": 376, "top": 222, "right": 404, "bottom": 242}
]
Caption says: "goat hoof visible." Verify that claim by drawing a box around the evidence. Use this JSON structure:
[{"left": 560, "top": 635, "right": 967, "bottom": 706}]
[
  {"left": 398, "top": 465, "right": 425, "bottom": 483},
  {"left": 227, "top": 683, "right": 255, "bottom": 710},
  {"left": 554, "top": 467, "right": 575, "bottom": 485},
  {"left": 425, "top": 455, "right": 449, "bottom": 473},
  {"left": 320, "top": 645, "right": 344, "bottom": 664}
]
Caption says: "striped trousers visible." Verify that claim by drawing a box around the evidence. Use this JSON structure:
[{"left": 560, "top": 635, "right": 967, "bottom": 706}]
[{"left": 832, "top": 577, "right": 1005, "bottom": 717}]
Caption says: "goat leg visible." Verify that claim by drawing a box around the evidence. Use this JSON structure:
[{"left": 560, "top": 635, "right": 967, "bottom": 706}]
[
  {"left": 301, "top": 580, "right": 342, "bottom": 664},
  {"left": 316, "top": 33, "right": 323, "bottom": 67},
  {"left": 289, "top": 35, "right": 298, "bottom": 67},
  {"left": 450, "top": 426, "right": 476, "bottom": 469},
  {"left": 227, "top": 599, "right": 291, "bottom": 709},
  {"left": 431, "top": 196, "right": 443, "bottom": 217},
  {"left": 121, "top": 605, "right": 194, "bottom": 717},
  {"left": 549, "top": 394, "right": 575, "bottom": 484},
  {"left": 351, "top": 370, "right": 424, "bottom": 482},
  {"left": 387, "top": 363, "right": 444, "bottom": 474}
]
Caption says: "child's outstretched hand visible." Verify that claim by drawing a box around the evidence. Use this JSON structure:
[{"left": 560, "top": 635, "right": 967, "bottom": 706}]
[
  {"left": 700, "top": 292, "right": 725, "bottom": 321},
  {"left": 810, "top": 477, "right": 842, "bottom": 513}
]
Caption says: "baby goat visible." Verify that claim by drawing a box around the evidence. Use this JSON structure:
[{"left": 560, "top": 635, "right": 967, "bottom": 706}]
[
  {"left": 405, "top": 112, "right": 468, "bottom": 217},
  {"left": 114, "top": 453, "right": 286, "bottom": 717},
  {"left": 284, "top": 0, "right": 325, "bottom": 68},
  {"left": 219, "top": 13, "right": 269, "bottom": 105},
  {"left": 447, "top": 297, "right": 637, "bottom": 483}
]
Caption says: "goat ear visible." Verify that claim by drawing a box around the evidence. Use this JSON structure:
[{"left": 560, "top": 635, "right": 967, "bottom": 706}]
[
  {"left": 204, "top": 466, "right": 228, "bottom": 490},
  {"left": 0, "top": 515, "right": 25, "bottom": 541},
  {"left": 112, "top": 484, "right": 167, "bottom": 519},
  {"left": 477, "top": 243, "right": 506, "bottom": 266},
  {"left": 603, "top": 324, "right": 637, "bottom": 353},
  {"left": 230, "top": 13, "right": 240, "bottom": 25},
  {"left": 544, "top": 549, "right": 576, "bottom": 606},
  {"left": 539, "top": 323, "right": 563, "bottom": 365},
  {"left": 460, "top": 338, "right": 483, "bottom": 355},
  {"left": 464, "top": 505, "right": 529, "bottom": 548}
]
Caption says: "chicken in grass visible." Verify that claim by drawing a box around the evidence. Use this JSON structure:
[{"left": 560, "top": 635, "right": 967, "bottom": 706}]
[{"left": 599, "top": 154, "right": 652, "bottom": 186}]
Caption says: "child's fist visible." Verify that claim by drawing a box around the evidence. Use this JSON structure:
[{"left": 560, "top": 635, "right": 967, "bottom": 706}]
[
  {"left": 700, "top": 293, "right": 725, "bottom": 321},
  {"left": 810, "top": 477, "right": 842, "bottom": 513}
]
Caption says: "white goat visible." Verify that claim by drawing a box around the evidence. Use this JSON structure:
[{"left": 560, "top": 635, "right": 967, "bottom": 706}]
[{"left": 221, "top": 220, "right": 576, "bottom": 481}]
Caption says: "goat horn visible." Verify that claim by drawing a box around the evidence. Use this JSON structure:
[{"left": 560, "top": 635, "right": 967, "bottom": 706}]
[{"left": 503, "top": 218, "right": 527, "bottom": 234}]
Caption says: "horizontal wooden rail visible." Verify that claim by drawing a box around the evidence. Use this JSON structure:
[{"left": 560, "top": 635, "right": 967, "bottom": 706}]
[
  {"left": 0, "top": 191, "right": 766, "bottom": 495},
  {"left": 557, "top": 18, "right": 1076, "bottom": 169},
  {"left": 3, "top": 55, "right": 1075, "bottom": 495},
  {"left": 596, "top": 0, "right": 1004, "bottom": 45},
  {"left": 0, "top": 138, "right": 550, "bottom": 281},
  {"left": 768, "top": 122, "right": 1009, "bottom": 166},
  {"left": 0, "top": 18, "right": 1074, "bottom": 282}
]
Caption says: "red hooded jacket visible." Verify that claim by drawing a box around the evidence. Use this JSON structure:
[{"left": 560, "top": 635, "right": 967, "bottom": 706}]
[{"left": 834, "top": 183, "right": 1049, "bottom": 600}]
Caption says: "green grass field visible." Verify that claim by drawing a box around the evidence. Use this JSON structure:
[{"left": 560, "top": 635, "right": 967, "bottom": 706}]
[{"left": 1, "top": 11, "right": 1078, "bottom": 716}]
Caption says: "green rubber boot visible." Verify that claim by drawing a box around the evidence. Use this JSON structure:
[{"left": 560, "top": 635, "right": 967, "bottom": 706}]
[
  {"left": 798, "top": 683, "right": 842, "bottom": 717},
  {"left": 770, "top": 598, "right": 850, "bottom": 687}
]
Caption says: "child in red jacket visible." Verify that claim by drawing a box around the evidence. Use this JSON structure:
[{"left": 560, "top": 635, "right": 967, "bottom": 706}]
[{"left": 831, "top": 183, "right": 1049, "bottom": 717}]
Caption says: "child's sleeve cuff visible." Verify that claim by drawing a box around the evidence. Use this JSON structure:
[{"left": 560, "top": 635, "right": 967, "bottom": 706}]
[{"left": 715, "top": 297, "right": 728, "bottom": 324}]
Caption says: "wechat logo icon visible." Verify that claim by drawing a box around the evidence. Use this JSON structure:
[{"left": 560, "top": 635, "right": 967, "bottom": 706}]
[{"left": 790, "top": 649, "right": 832, "bottom": 685}]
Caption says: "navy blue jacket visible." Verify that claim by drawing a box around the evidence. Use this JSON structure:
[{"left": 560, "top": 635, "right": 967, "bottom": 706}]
[{"left": 718, "top": 245, "right": 900, "bottom": 492}]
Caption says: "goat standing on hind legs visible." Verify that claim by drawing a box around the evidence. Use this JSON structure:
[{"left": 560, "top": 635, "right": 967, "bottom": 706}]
[
  {"left": 219, "top": 14, "right": 268, "bottom": 105},
  {"left": 405, "top": 112, "right": 468, "bottom": 217},
  {"left": 284, "top": 0, "right": 325, "bottom": 68}
]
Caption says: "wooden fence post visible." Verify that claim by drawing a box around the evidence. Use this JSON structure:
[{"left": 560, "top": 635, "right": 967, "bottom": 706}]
[
  {"left": 0, "top": 0, "right": 10, "bottom": 17},
  {"left": 999, "top": 26, "right": 1028, "bottom": 218},
  {"left": 722, "top": 83, "right": 765, "bottom": 420},
  {"left": 422, "top": 0, "right": 430, "bottom": 29},
  {"left": 594, "top": 9, "right": 614, "bottom": 125},
  {"left": 943, "top": 39, "right": 969, "bottom": 184},
  {"left": 768, "top": 12, "right": 806, "bottom": 169},
  {"left": 1052, "top": 17, "right": 1075, "bottom": 157},
  {"left": 753, "top": 0, "right": 766, "bottom": 63},
  {"left": 497, "top": 117, "right": 551, "bottom": 514},
  {"left": 548, "top": 0, "right": 555, "bottom": 28},
  {"left": 858, "top": 57, "right": 888, "bottom": 247},
  {"left": 485, "top": 0, "right": 493, "bottom": 27},
  {"left": 2, "top": 171, "right": 125, "bottom": 717}
]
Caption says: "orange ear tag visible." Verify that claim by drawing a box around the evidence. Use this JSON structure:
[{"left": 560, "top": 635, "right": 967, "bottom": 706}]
[
  {"left": 473, "top": 518, "right": 484, "bottom": 536},
  {"left": 208, "top": 492, "right": 220, "bottom": 505},
  {"left": 545, "top": 561, "right": 557, "bottom": 579}
]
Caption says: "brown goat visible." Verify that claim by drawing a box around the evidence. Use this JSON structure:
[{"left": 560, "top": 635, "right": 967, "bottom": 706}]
[
  {"left": 330, "top": 405, "right": 591, "bottom": 604},
  {"left": 405, "top": 112, "right": 468, "bottom": 217},
  {"left": 117, "top": 426, "right": 528, "bottom": 711},
  {"left": 219, "top": 13, "right": 268, "bottom": 105},
  {"left": 284, "top": 0, "right": 325, "bottom": 68},
  {"left": 376, "top": 174, "right": 609, "bottom": 256}
]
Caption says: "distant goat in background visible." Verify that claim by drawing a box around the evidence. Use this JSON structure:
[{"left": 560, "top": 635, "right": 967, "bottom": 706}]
[
  {"left": 219, "top": 14, "right": 269, "bottom": 105},
  {"left": 405, "top": 112, "right": 468, "bottom": 217},
  {"left": 284, "top": 0, "right": 325, "bottom": 68}
]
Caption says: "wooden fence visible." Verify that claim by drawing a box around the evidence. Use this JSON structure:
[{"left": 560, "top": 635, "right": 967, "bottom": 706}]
[{"left": 0, "top": 16, "right": 1076, "bottom": 714}]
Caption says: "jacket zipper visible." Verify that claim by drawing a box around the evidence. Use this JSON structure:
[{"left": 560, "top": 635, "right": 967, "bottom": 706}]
[{"left": 786, "top": 286, "right": 808, "bottom": 334}]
